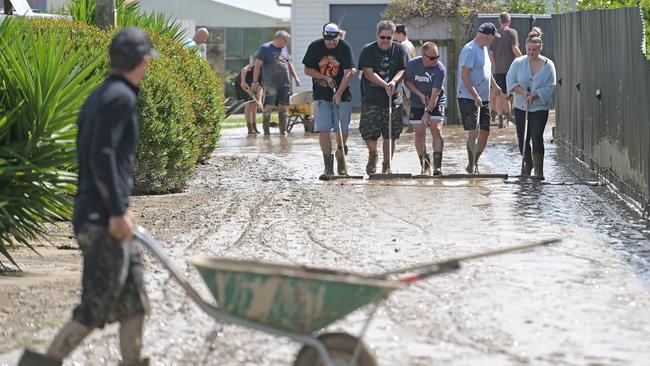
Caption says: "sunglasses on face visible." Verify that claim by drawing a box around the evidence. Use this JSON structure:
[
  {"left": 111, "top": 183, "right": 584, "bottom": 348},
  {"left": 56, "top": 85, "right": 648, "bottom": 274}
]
[
  {"left": 379, "top": 36, "right": 392, "bottom": 40},
  {"left": 424, "top": 54, "right": 440, "bottom": 61}
]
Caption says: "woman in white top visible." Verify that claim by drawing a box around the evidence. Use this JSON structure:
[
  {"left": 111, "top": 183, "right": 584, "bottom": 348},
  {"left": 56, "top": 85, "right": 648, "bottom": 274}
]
[{"left": 506, "top": 27, "right": 556, "bottom": 179}]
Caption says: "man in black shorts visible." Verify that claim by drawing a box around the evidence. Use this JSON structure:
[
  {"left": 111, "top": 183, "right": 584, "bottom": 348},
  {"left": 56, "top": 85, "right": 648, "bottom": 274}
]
[
  {"left": 358, "top": 20, "right": 408, "bottom": 174},
  {"left": 252, "top": 30, "right": 301, "bottom": 136},
  {"left": 18, "top": 28, "right": 154, "bottom": 366},
  {"left": 457, "top": 23, "right": 502, "bottom": 174}
]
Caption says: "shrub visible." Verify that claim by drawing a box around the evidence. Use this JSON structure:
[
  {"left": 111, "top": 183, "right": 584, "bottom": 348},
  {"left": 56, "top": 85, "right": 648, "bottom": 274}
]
[{"left": 0, "top": 18, "right": 225, "bottom": 266}]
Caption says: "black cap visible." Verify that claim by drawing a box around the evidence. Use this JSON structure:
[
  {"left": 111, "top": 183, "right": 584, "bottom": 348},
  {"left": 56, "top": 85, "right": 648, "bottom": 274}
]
[
  {"left": 109, "top": 28, "right": 158, "bottom": 70},
  {"left": 478, "top": 22, "right": 501, "bottom": 38}
]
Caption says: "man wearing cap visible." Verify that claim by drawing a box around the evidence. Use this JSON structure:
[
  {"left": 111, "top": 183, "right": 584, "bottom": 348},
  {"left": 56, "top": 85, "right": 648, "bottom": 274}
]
[
  {"left": 489, "top": 12, "right": 521, "bottom": 128},
  {"left": 457, "top": 22, "right": 502, "bottom": 174},
  {"left": 302, "top": 23, "right": 354, "bottom": 179},
  {"left": 358, "top": 20, "right": 409, "bottom": 175},
  {"left": 18, "top": 28, "right": 154, "bottom": 366},
  {"left": 252, "top": 30, "right": 301, "bottom": 136}
]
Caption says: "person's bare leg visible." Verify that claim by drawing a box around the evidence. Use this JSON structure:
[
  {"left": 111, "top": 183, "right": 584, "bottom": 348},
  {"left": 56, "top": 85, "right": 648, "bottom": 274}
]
[
  {"left": 430, "top": 120, "right": 444, "bottom": 175},
  {"left": 382, "top": 138, "right": 396, "bottom": 173},
  {"left": 476, "top": 129, "right": 490, "bottom": 164},
  {"left": 413, "top": 123, "right": 425, "bottom": 156},
  {"left": 319, "top": 131, "right": 332, "bottom": 154},
  {"left": 245, "top": 104, "right": 254, "bottom": 134},
  {"left": 119, "top": 316, "right": 145, "bottom": 365},
  {"left": 46, "top": 320, "right": 93, "bottom": 361}
]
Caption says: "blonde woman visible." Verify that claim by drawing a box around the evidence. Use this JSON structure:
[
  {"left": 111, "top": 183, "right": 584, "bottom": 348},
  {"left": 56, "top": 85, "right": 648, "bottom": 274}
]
[{"left": 506, "top": 27, "right": 556, "bottom": 179}]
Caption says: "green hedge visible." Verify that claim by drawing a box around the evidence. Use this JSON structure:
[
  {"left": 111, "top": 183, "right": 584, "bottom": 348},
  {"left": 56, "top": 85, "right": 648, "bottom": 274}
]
[{"left": 0, "top": 18, "right": 224, "bottom": 267}]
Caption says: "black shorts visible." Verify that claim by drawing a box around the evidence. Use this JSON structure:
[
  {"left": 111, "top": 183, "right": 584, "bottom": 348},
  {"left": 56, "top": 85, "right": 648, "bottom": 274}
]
[
  {"left": 72, "top": 224, "right": 149, "bottom": 328},
  {"left": 494, "top": 73, "right": 507, "bottom": 92},
  {"left": 458, "top": 98, "right": 490, "bottom": 131},
  {"left": 359, "top": 103, "right": 404, "bottom": 140},
  {"left": 263, "top": 80, "right": 291, "bottom": 107},
  {"left": 235, "top": 85, "right": 252, "bottom": 101},
  {"left": 409, "top": 106, "right": 444, "bottom": 123}
]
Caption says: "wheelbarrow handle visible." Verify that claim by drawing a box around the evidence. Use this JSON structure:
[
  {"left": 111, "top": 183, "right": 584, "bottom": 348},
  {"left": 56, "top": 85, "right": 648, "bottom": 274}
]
[
  {"left": 382, "top": 238, "right": 561, "bottom": 280},
  {"left": 133, "top": 225, "right": 218, "bottom": 315}
]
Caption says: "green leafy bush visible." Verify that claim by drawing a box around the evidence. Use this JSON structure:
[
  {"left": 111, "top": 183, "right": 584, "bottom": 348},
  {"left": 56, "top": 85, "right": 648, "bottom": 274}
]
[
  {"left": 505, "top": 0, "right": 547, "bottom": 14},
  {"left": 0, "top": 18, "right": 103, "bottom": 268},
  {"left": 0, "top": 18, "right": 224, "bottom": 266}
]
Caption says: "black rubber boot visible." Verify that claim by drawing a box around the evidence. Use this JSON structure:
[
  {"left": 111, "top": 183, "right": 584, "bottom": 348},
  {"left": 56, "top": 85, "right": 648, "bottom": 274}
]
[
  {"left": 419, "top": 154, "right": 432, "bottom": 176},
  {"left": 262, "top": 113, "right": 271, "bottom": 135},
  {"left": 498, "top": 114, "right": 504, "bottom": 129},
  {"left": 466, "top": 145, "right": 474, "bottom": 174},
  {"left": 119, "top": 358, "right": 150, "bottom": 366},
  {"left": 335, "top": 146, "right": 347, "bottom": 176},
  {"left": 521, "top": 151, "right": 533, "bottom": 176},
  {"left": 319, "top": 154, "right": 334, "bottom": 180},
  {"left": 278, "top": 111, "right": 288, "bottom": 136},
  {"left": 366, "top": 151, "right": 378, "bottom": 175},
  {"left": 433, "top": 152, "right": 443, "bottom": 175},
  {"left": 382, "top": 161, "right": 391, "bottom": 174},
  {"left": 18, "top": 349, "right": 61, "bottom": 366},
  {"left": 533, "top": 154, "right": 545, "bottom": 180}
]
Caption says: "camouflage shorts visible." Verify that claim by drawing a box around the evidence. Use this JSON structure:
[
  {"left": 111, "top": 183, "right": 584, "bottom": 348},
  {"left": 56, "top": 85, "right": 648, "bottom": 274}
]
[
  {"left": 72, "top": 224, "right": 149, "bottom": 328},
  {"left": 359, "top": 103, "right": 404, "bottom": 140}
]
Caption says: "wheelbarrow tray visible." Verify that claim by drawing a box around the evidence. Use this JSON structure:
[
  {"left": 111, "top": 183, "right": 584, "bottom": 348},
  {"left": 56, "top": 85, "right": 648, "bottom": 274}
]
[{"left": 190, "top": 256, "right": 401, "bottom": 335}]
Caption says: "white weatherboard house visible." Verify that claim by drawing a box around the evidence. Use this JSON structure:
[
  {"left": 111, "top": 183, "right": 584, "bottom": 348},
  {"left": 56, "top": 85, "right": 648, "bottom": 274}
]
[{"left": 291, "top": 0, "right": 390, "bottom": 108}]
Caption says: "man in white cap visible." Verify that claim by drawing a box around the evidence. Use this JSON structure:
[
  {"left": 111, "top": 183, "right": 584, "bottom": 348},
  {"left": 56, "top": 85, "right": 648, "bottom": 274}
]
[
  {"left": 457, "top": 22, "right": 502, "bottom": 174},
  {"left": 302, "top": 22, "right": 355, "bottom": 179}
]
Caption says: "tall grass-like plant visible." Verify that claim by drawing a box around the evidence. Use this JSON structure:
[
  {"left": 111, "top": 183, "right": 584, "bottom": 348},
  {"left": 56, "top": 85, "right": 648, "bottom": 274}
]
[
  {"left": 0, "top": 19, "right": 103, "bottom": 268},
  {"left": 67, "top": 0, "right": 185, "bottom": 42}
]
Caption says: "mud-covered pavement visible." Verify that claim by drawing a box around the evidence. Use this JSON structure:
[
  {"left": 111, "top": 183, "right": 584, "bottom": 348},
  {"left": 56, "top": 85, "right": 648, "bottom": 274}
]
[{"left": 2, "top": 116, "right": 650, "bottom": 366}]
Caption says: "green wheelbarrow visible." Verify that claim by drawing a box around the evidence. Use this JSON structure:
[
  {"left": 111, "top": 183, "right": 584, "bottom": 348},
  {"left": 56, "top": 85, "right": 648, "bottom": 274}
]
[{"left": 134, "top": 226, "right": 558, "bottom": 366}]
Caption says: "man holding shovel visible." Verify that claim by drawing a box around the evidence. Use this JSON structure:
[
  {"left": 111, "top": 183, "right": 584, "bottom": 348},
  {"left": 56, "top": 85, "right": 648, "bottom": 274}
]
[
  {"left": 457, "top": 22, "right": 502, "bottom": 174},
  {"left": 404, "top": 41, "right": 446, "bottom": 176},
  {"left": 252, "top": 30, "right": 301, "bottom": 136},
  {"left": 358, "top": 20, "right": 408, "bottom": 174},
  {"left": 18, "top": 28, "right": 154, "bottom": 366},
  {"left": 302, "top": 23, "right": 355, "bottom": 180}
]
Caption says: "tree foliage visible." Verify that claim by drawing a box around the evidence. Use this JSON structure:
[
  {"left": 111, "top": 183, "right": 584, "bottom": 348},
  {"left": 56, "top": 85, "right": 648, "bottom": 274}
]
[
  {"left": 504, "top": 0, "right": 547, "bottom": 14},
  {"left": 383, "top": 0, "right": 503, "bottom": 20}
]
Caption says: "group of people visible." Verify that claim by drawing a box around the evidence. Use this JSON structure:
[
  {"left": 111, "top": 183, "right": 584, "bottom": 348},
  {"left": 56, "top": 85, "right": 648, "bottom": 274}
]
[
  {"left": 17, "top": 14, "right": 557, "bottom": 365},
  {"left": 298, "top": 15, "right": 555, "bottom": 180}
]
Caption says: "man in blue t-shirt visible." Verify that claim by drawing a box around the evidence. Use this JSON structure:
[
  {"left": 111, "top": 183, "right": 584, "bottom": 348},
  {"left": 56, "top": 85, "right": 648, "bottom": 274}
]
[
  {"left": 457, "top": 22, "right": 502, "bottom": 174},
  {"left": 252, "top": 30, "right": 301, "bottom": 136},
  {"left": 404, "top": 42, "right": 446, "bottom": 176},
  {"left": 302, "top": 23, "right": 355, "bottom": 179}
]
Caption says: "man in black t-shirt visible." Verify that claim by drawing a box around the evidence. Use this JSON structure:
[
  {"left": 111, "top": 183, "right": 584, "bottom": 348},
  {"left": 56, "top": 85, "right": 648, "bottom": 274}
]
[
  {"left": 302, "top": 23, "right": 355, "bottom": 179},
  {"left": 358, "top": 20, "right": 408, "bottom": 175}
]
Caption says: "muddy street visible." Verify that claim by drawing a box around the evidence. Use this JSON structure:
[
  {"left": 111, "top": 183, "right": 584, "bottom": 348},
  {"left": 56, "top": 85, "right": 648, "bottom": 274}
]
[{"left": 2, "top": 116, "right": 650, "bottom": 366}]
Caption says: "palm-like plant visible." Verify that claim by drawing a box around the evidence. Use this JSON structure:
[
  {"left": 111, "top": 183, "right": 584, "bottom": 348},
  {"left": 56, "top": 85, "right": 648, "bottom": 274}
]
[
  {"left": 0, "top": 19, "right": 103, "bottom": 268},
  {"left": 67, "top": 0, "right": 185, "bottom": 42}
]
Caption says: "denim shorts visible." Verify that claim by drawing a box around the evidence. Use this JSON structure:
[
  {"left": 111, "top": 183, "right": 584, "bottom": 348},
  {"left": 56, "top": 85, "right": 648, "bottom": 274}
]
[{"left": 314, "top": 100, "right": 351, "bottom": 133}]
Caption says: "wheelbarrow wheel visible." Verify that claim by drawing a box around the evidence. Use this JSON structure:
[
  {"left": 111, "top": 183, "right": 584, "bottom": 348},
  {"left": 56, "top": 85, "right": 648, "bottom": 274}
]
[{"left": 293, "top": 332, "right": 377, "bottom": 366}]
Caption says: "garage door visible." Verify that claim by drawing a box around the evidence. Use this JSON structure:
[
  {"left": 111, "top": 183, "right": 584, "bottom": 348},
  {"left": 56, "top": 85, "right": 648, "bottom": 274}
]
[{"left": 330, "top": 4, "right": 387, "bottom": 110}]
